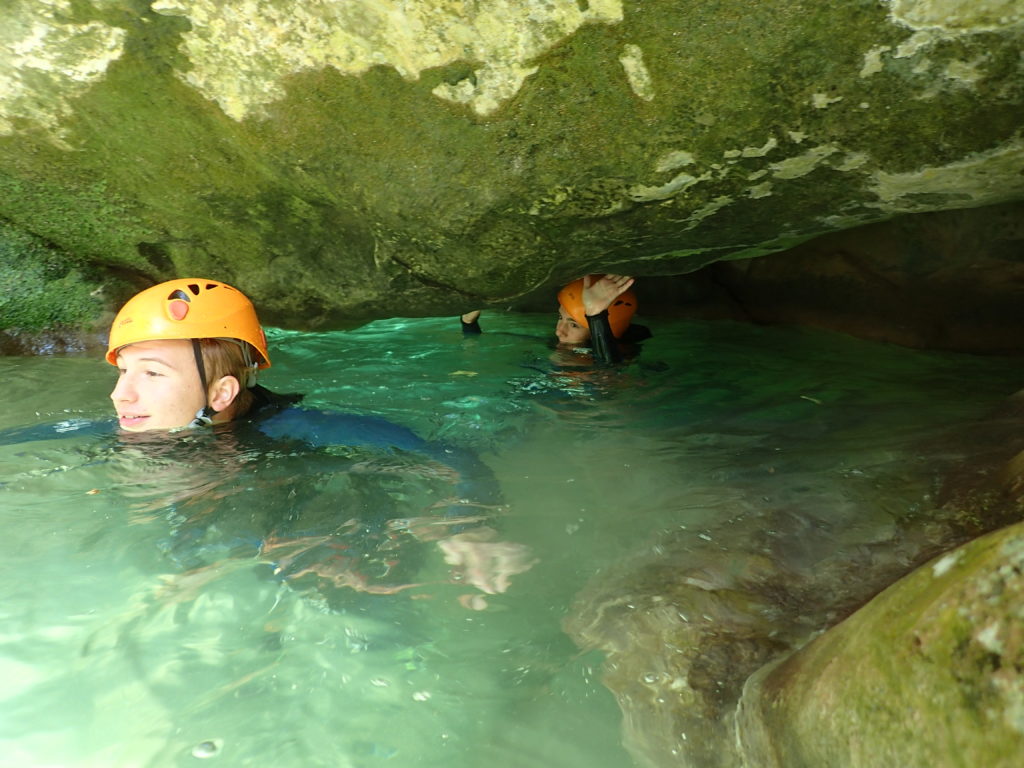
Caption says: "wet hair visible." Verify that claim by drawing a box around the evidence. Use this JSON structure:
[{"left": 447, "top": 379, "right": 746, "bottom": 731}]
[{"left": 198, "top": 338, "right": 258, "bottom": 417}]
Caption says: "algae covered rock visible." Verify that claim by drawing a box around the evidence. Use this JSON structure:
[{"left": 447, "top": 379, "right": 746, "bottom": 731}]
[
  {"left": 738, "top": 519, "right": 1024, "bottom": 768},
  {"left": 1, "top": 1, "right": 1023, "bottom": 327},
  {"left": 0, "top": 220, "right": 109, "bottom": 354}
]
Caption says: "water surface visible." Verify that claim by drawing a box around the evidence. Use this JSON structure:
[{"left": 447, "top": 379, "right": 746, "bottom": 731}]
[{"left": 0, "top": 314, "right": 1019, "bottom": 767}]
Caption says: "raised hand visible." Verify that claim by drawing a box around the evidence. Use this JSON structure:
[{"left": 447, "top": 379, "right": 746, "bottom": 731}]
[{"left": 582, "top": 274, "right": 635, "bottom": 316}]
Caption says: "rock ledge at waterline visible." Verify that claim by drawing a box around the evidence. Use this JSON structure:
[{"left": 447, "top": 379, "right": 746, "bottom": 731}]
[{"left": 1, "top": 1, "right": 1022, "bottom": 328}]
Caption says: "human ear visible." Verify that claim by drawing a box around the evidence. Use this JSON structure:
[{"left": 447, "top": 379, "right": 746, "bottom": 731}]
[{"left": 208, "top": 375, "right": 241, "bottom": 413}]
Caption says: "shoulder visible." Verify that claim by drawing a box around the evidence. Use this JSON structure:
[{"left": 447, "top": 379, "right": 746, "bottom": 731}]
[{"left": 253, "top": 405, "right": 427, "bottom": 451}]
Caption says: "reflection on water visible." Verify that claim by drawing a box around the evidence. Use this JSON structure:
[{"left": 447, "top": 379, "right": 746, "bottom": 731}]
[{"left": 0, "top": 315, "right": 1020, "bottom": 767}]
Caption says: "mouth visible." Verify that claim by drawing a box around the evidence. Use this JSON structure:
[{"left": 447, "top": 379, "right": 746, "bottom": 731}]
[{"left": 117, "top": 413, "right": 150, "bottom": 430}]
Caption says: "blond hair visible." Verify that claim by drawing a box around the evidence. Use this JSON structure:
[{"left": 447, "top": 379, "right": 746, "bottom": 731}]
[{"left": 198, "top": 338, "right": 259, "bottom": 417}]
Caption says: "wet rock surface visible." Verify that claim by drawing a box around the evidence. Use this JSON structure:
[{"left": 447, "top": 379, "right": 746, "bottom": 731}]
[
  {"left": 683, "top": 201, "right": 1024, "bottom": 355},
  {"left": 1, "top": 1, "right": 1022, "bottom": 329},
  {"left": 737, "top": 517, "right": 1024, "bottom": 768},
  {"left": 564, "top": 392, "right": 1024, "bottom": 767}
]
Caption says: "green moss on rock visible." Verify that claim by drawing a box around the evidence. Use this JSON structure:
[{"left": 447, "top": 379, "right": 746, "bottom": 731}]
[
  {"left": 0, "top": 221, "right": 104, "bottom": 331},
  {"left": 738, "top": 520, "right": 1024, "bottom": 768},
  {"left": 1, "top": 0, "right": 1022, "bottom": 330}
]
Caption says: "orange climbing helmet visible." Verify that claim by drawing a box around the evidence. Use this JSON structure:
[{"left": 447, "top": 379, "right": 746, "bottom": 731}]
[
  {"left": 106, "top": 278, "right": 271, "bottom": 368},
  {"left": 557, "top": 275, "right": 637, "bottom": 338}
]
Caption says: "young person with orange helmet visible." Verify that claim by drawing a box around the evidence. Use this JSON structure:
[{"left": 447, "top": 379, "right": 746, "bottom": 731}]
[
  {"left": 101, "top": 278, "right": 533, "bottom": 599},
  {"left": 460, "top": 273, "right": 651, "bottom": 364},
  {"left": 107, "top": 278, "right": 278, "bottom": 431},
  {"left": 104, "top": 278, "right": 512, "bottom": 499}
]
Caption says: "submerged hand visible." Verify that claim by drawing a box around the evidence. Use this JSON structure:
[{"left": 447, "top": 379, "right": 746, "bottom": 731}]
[
  {"left": 583, "top": 274, "right": 634, "bottom": 316},
  {"left": 438, "top": 528, "right": 537, "bottom": 595}
]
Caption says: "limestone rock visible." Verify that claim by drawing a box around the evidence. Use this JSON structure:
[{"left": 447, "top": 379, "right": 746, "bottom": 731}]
[
  {"left": 1, "top": 1, "right": 1022, "bottom": 327},
  {"left": 702, "top": 201, "right": 1024, "bottom": 354}
]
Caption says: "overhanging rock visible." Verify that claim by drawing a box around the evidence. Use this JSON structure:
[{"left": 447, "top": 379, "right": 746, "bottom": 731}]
[{"left": 1, "top": 0, "right": 1022, "bottom": 327}]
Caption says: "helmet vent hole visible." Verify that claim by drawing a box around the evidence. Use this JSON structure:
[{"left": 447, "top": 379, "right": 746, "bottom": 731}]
[
  {"left": 186, "top": 283, "right": 201, "bottom": 295},
  {"left": 168, "top": 289, "right": 191, "bottom": 302}
]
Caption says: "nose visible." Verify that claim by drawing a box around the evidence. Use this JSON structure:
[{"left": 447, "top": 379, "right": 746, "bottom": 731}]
[
  {"left": 555, "top": 319, "right": 569, "bottom": 340},
  {"left": 110, "top": 373, "right": 135, "bottom": 404}
]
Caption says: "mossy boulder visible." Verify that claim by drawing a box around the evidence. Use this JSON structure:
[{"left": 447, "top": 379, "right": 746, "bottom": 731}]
[
  {"left": 737, "top": 518, "right": 1024, "bottom": 768},
  {"left": 1, "top": 0, "right": 1022, "bottom": 330}
]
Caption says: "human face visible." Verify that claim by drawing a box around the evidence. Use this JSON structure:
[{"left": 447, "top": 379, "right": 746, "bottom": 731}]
[
  {"left": 555, "top": 305, "right": 590, "bottom": 346},
  {"left": 110, "top": 339, "right": 207, "bottom": 431}
]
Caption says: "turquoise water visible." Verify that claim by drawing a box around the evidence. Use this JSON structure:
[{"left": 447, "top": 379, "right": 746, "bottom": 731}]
[{"left": 0, "top": 314, "right": 1020, "bottom": 768}]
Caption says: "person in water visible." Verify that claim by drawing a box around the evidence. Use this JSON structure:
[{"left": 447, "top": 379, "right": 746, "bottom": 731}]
[
  {"left": 105, "top": 277, "right": 535, "bottom": 602},
  {"left": 460, "top": 273, "right": 651, "bottom": 364},
  {"left": 107, "top": 278, "right": 277, "bottom": 431}
]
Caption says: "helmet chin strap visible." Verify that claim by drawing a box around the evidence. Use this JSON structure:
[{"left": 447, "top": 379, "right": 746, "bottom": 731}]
[{"left": 189, "top": 339, "right": 218, "bottom": 428}]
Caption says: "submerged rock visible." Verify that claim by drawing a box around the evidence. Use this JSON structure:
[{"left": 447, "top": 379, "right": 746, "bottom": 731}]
[
  {"left": 564, "top": 393, "right": 1024, "bottom": 768},
  {"left": 563, "top": 508, "right": 950, "bottom": 768}
]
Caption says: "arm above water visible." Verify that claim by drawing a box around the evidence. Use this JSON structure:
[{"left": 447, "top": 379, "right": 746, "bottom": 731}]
[
  {"left": 584, "top": 310, "right": 623, "bottom": 364},
  {"left": 582, "top": 274, "right": 635, "bottom": 317},
  {"left": 585, "top": 313, "right": 652, "bottom": 364},
  {"left": 460, "top": 310, "right": 482, "bottom": 335},
  {"left": 582, "top": 274, "right": 637, "bottom": 365}
]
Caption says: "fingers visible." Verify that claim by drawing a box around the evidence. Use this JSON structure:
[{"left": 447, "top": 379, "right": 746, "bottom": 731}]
[
  {"left": 579, "top": 274, "right": 634, "bottom": 290},
  {"left": 580, "top": 274, "right": 636, "bottom": 315},
  {"left": 603, "top": 274, "right": 634, "bottom": 290},
  {"left": 593, "top": 274, "right": 635, "bottom": 297}
]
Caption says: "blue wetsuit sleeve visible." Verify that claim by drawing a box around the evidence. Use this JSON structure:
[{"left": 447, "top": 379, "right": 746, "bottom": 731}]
[
  {"left": 585, "top": 310, "right": 623, "bottom": 364},
  {"left": 461, "top": 317, "right": 482, "bottom": 335},
  {"left": 425, "top": 441, "right": 502, "bottom": 505},
  {"left": 0, "top": 418, "right": 114, "bottom": 446},
  {"left": 256, "top": 408, "right": 429, "bottom": 452},
  {"left": 256, "top": 408, "right": 501, "bottom": 506}
]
